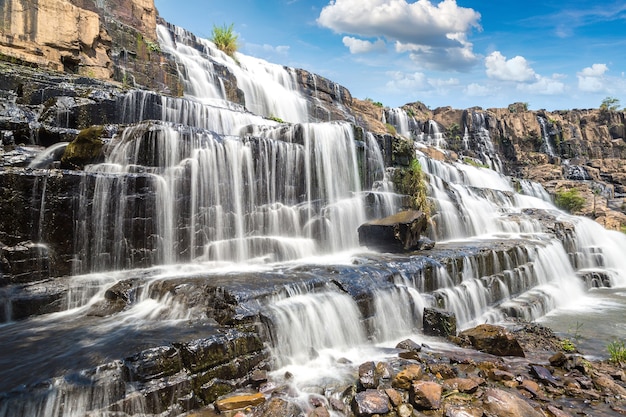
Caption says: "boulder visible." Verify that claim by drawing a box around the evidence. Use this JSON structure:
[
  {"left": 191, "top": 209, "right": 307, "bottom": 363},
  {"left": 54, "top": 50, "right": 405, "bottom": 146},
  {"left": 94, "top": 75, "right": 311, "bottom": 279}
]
[
  {"left": 482, "top": 388, "right": 543, "bottom": 417},
  {"left": 392, "top": 364, "right": 423, "bottom": 390},
  {"left": 410, "top": 381, "right": 442, "bottom": 410},
  {"left": 215, "top": 393, "right": 265, "bottom": 412},
  {"left": 357, "top": 210, "right": 428, "bottom": 252},
  {"left": 351, "top": 390, "right": 391, "bottom": 416},
  {"left": 423, "top": 307, "right": 457, "bottom": 337},
  {"left": 459, "top": 324, "right": 525, "bottom": 357}
]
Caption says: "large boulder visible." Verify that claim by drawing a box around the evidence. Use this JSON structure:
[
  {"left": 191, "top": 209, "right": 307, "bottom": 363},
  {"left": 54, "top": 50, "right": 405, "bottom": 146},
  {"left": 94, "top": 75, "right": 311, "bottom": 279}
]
[
  {"left": 357, "top": 210, "right": 429, "bottom": 252},
  {"left": 459, "top": 324, "right": 525, "bottom": 357}
]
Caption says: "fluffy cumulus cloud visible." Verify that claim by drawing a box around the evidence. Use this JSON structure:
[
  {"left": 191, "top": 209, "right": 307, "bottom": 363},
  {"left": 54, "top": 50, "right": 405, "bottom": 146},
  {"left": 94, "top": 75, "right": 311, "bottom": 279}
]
[
  {"left": 318, "top": 0, "right": 481, "bottom": 69},
  {"left": 342, "top": 36, "right": 387, "bottom": 54},
  {"left": 465, "top": 83, "right": 491, "bottom": 97},
  {"left": 517, "top": 75, "right": 567, "bottom": 95},
  {"left": 577, "top": 63, "right": 608, "bottom": 92},
  {"left": 485, "top": 51, "right": 537, "bottom": 82}
]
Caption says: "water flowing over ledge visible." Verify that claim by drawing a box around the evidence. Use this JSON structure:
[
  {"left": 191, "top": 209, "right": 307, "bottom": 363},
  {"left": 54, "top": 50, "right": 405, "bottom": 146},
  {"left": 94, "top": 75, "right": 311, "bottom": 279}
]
[{"left": 1, "top": 20, "right": 626, "bottom": 417}]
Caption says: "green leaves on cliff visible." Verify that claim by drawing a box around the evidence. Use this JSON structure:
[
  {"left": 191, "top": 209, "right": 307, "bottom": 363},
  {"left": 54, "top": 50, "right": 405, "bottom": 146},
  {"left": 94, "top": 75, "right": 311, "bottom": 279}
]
[
  {"left": 392, "top": 158, "right": 429, "bottom": 215},
  {"left": 554, "top": 188, "right": 585, "bottom": 213},
  {"left": 211, "top": 23, "right": 239, "bottom": 58}
]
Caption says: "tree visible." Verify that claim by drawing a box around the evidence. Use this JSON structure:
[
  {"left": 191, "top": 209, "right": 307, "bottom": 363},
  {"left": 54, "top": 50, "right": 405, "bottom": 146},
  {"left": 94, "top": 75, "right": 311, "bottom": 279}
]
[
  {"left": 210, "top": 23, "right": 238, "bottom": 58},
  {"left": 554, "top": 188, "right": 585, "bottom": 213},
  {"left": 600, "top": 96, "right": 621, "bottom": 111}
]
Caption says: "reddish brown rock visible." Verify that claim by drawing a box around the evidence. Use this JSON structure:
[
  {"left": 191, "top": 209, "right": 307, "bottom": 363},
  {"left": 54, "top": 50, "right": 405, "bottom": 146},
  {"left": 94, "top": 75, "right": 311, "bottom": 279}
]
[
  {"left": 443, "top": 377, "right": 480, "bottom": 394},
  {"left": 410, "top": 381, "right": 442, "bottom": 410},
  {"left": 215, "top": 392, "right": 265, "bottom": 412},
  {"left": 392, "top": 364, "right": 423, "bottom": 390}
]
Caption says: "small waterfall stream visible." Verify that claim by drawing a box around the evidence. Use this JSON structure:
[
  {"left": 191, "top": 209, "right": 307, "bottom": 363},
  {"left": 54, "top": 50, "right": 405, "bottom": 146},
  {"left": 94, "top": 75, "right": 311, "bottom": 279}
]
[{"left": 2, "top": 21, "right": 626, "bottom": 417}]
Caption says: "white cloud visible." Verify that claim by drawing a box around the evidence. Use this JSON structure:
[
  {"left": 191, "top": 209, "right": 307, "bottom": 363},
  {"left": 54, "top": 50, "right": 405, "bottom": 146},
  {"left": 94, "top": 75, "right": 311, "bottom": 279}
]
[
  {"left": 318, "top": 0, "right": 481, "bottom": 70},
  {"left": 247, "top": 43, "right": 290, "bottom": 56},
  {"left": 577, "top": 63, "right": 608, "bottom": 92},
  {"left": 517, "top": 75, "right": 566, "bottom": 95},
  {"left": 342, "top": 36, "right": 387, "bottom": 54},
  {"left": 485, "top": 51, "right": 536, "bottom": 82},
  {"left": 465, "top": 83, "right": 490, "bottom": 96},
  {"left": 385, "top": 71, "right": 428, "bottom": 91}
]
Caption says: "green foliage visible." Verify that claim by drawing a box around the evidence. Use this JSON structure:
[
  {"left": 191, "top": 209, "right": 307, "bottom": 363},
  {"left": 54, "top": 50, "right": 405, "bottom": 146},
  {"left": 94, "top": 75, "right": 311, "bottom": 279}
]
[
  {"left": 462, "top": 157, "right": 489, "bottom": 169},
  {"left": 508, "top": 102, "right": 529, "bottom": 113},
  {"left": 385, "top": 123, "right": 397, "bottom": 136},
  {"left": 561, "top": 339, "right": 576, "bottom": 352},
  {"left": 211, "top": 23, "right": 239, "bottom": 57},
  {"left": 406, "top": 108, "right": 415, "bottom": 118},
  {"left": 145, "top": 39, "right": 161, "bottom": 53},
  {"left": 392, "top": 158, "right": 429, "bottom": 214},
  {"left": 607, "top": 340, "right": 626, "bottom": 363},
  {"left": 267, "top": 115, "right": 285, "bottom": 123},
  {"left": 554, "top": 188, "right": 585, "bottom": 213},
  {"left": 600, "top": 96, "right": 621, "bottom": 112}
]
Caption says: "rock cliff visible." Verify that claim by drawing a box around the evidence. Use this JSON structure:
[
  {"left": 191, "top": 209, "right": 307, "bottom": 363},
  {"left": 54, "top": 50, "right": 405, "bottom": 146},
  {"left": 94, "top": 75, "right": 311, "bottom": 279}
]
[{"left": 0, "top": 0, "right": 180, "bottom": 93}]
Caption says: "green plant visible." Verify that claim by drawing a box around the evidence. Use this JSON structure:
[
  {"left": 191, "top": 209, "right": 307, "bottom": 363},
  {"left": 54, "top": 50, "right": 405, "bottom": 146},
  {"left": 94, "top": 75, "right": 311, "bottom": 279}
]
[
  {"left": 554, "top": 188, "right": 585, "bottom": 213},
  {"left": 607, "top": 340, "right": 626, "bottom": 363},
  {"left": 385, "top": 123, "right": 397, "bottom": 136},
  {"left": 211, "top": 23, "right": 239, "bottom": 57},
  {"left": 392, "top": 158, "right": 429, "bottom": 214},
  {"left": 561, "top": 338, "right": 576, "bottom": 352},
  {"left": 145, "top": 39, "right": 161, "bottom": 54},
  {"left": 462, "top": 157, "right": 489, "bottom": 169},
  {"left": 267, "top": 115, "right": 284, "bottom": 123},
  {"left": 600, "top": 96, "right": 621, "bottom": 112}
]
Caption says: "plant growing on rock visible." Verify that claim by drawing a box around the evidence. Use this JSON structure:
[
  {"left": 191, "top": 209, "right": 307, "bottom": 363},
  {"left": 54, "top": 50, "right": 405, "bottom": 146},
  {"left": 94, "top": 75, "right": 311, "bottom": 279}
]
[
  {"left": 554, "top": 188, "right": 585, "bottom": 213},
  {"left": 392, "top": 158, "right": 429, "bottom": 215},
  {"left": 607, "top": 340, "right": 626, "bottom": 363},
  {"left": 211, "top": 23, "right": 239, "bottom": 58},
  {"left": 600, "top": 96, "right": 620, "bottom": 112}
]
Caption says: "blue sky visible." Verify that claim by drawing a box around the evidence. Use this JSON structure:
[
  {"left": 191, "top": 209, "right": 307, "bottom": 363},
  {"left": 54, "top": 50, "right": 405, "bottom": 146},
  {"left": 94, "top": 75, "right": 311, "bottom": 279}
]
[{"left": 153, "top": 0, "right": 626, "bottom": 111}]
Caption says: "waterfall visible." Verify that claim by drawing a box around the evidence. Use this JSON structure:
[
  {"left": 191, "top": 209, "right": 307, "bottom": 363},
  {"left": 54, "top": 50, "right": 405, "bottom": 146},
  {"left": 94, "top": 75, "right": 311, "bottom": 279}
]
[
  {"left": 73, "top": 121, "right": 392, "bottom": 272},
  {"left": 157, "top": 24, "right": 310, "bottom": 123},
  {"left": 537, "top": 116, "right": 556, "bottom": 158}
]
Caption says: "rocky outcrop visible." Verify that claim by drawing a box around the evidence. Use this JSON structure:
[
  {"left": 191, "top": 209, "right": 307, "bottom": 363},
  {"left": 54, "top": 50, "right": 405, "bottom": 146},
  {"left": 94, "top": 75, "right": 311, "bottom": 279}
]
[
  {"left": 0, "top": 0, "right": 181, "bottom": 93},
  {"left": 357, "top": 210, "right": 429, "bottom": 252}
]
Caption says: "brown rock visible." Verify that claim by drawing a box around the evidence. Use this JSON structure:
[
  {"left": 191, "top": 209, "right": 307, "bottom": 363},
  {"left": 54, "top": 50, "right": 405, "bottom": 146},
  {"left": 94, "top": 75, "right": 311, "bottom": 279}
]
[
  {"left": 592, "top": 372, "right": 626, "bottom": 396},
  {"left": 393, "top": 364, "right": 423, "bottom": 390},
  {"left": 546, "top": 405, "right": 575, "bottom": 417},
  {"left": 488, "top": 369, "right": 516, "bottom": 382},
  {"left": 410, "top": 381, "right": 442, "bottom": 410},
  {"left": 397, "top": 403, "right": 414, "bottom": 417},
  {"left": 444, "top": 405, "right": 484, "bottom": 417},
  {"left": 216, "top": 393, "right": 265, "bottom": 412},
  {"left": 483, "top": 388, "right": 543, "bottom": 417},
  {"left": 443, "top": 378, "right": 480, "bottom": 394},
  {"left": 252, "top": 397, "right": 301, "bottom": 417},
  {"left": 351, "top": 389, "right": 391, "bottom": 416},
  {"left": 384, "top": 387, "right": 403, "bottom": 407},
  {"left": 459, "top": 324, "right": 525, "bottom": 357},
  {"left": 308, "top": 406, "right": 330, "bottom": 417}
]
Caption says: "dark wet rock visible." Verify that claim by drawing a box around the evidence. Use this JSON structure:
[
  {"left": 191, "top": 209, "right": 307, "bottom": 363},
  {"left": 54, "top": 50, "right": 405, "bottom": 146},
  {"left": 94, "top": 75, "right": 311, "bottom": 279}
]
[
  {"left": 351, "top": 389, "right": 391, "bottom": 416},
  {"left": 357, "top": 210, "right": 428, "bottom": 252},
  {"left": 0, "top": 241, "right": 50, "bottom": 284},
  {"left": 546, "top": 405, "right": 575, "bottom": 417},
  {"left": 125, "top": 345, "right": 182, "bottom": 382},
  {"left": 410, "top": 380, "right": 442, "bottom": 410},
  {"left": 423, "top": 307, "right": 457, "bottom": 337},
  {"left": 482, "top": 388, "right": 543, "bottom": 417},
  {"left": 396, "top": 338, "right": 422, "bottom": 361},
  {"left": 529, "top": 365, "right": 560, "bottom": 387},
  {"left": 458, "top": 324, "right": 525, "bottom": 357},
  {"left": 358, "top": 361, "right": 377, "bottom": 390}
]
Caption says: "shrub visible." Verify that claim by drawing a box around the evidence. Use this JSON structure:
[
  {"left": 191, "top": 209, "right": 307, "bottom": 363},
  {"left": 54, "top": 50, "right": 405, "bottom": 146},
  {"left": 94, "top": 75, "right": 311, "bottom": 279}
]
[
  {"left": 600, "top": 96, "right": 621, "bottom": 112},
  {"left": 211, "top": 23, "right": 238, "bottom": 57},
  {"left": 392, "top": 158, "right": 429, "bottom": 214},
  {"left": 608, "top": 340, "right": 626, "bottom": 363},
  {"left": 554, "top": 188, "right": 585, "bottom": 213}
]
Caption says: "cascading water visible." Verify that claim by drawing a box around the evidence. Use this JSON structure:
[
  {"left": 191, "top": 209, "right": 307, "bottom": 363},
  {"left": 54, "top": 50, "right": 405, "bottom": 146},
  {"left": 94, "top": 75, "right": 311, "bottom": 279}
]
[{"left": 4, "top": 19, "right": 626, "bottom": 417}]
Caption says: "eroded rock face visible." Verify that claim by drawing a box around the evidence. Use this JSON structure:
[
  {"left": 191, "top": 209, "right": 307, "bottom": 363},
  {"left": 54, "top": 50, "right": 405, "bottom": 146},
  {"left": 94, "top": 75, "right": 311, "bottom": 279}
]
[
  {"left": 357, "top": 210, "right": 428, "bottom": 252},
  {"left": 458, "top": 324, "right": 525, "bottom": 357}
]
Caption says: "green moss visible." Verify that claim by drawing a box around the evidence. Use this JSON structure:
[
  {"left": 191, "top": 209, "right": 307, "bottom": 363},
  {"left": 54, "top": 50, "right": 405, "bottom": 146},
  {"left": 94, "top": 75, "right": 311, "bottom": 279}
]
[
  {"left": 385, "top": 123, "right": 397, "bottom": 136},
  {"left": 60, "top": 126, "right": 105, "bottom": 170}
]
